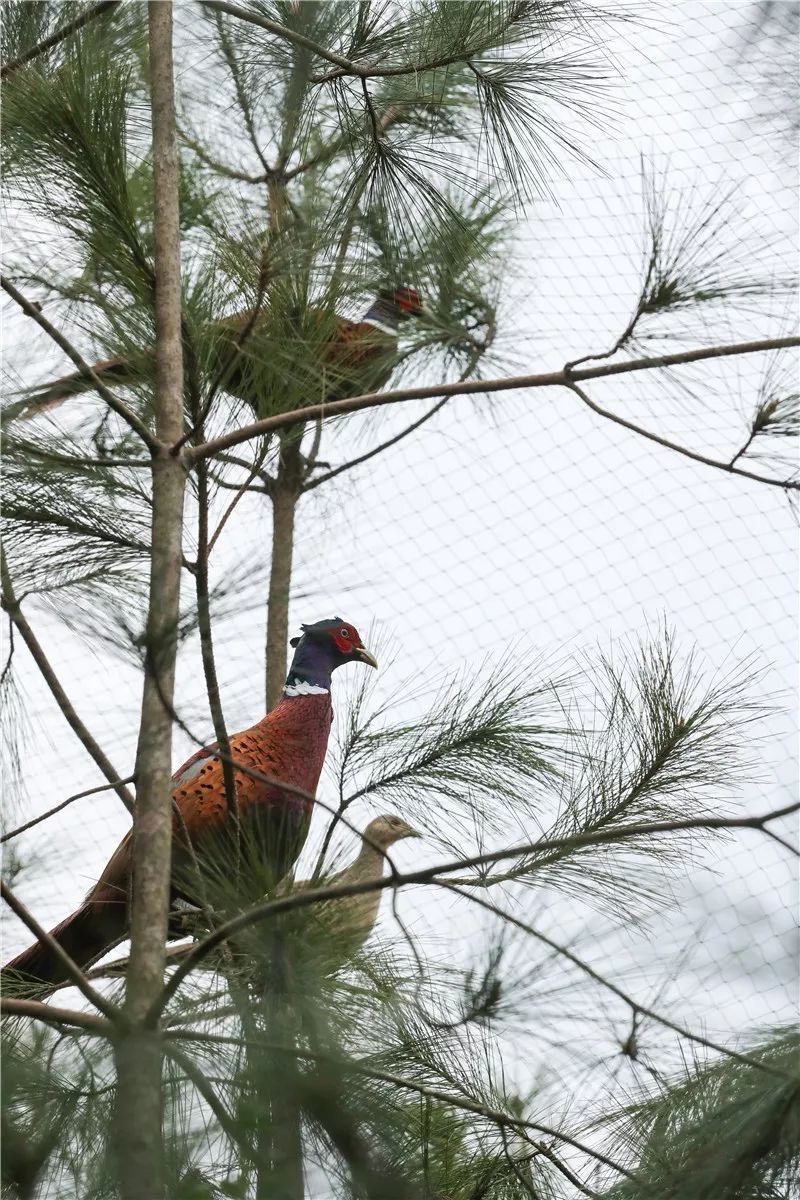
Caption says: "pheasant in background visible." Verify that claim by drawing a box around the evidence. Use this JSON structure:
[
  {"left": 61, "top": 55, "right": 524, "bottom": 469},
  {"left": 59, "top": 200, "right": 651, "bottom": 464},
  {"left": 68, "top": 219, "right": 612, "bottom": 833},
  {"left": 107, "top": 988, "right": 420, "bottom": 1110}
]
[
  {"left": 3, "top": 618, "right": 377, "bottom": 990},
  {"left": 12, "top": 287, "right": 423, "bottom": 420}
]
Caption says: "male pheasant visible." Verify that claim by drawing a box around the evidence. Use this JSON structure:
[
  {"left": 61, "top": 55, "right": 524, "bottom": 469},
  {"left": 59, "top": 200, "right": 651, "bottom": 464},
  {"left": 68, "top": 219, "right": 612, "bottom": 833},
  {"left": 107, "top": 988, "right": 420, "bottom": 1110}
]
[
  {"left": 13, "top": 287, "right": 423, "bottom": 420},
  {"left": 3, "top": 618, "right": 376, "bottom": 989}
]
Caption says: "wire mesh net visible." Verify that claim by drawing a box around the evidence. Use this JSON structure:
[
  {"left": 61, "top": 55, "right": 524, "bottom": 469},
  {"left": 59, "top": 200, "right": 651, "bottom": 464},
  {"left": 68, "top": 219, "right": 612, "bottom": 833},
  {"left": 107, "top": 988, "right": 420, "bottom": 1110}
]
[{"left": 1, "top": 3, "right": 797, "bottom": 1196}]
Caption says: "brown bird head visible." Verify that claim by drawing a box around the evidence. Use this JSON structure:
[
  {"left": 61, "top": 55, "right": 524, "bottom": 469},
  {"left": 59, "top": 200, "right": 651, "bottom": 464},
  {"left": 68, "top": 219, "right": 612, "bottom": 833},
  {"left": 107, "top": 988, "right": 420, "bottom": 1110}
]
[
  {"left": 364, "top": 813, "right": 421, "bottom": 850},
  {"left": 285, "top": 618, "right": 377, "bottom": 695}
]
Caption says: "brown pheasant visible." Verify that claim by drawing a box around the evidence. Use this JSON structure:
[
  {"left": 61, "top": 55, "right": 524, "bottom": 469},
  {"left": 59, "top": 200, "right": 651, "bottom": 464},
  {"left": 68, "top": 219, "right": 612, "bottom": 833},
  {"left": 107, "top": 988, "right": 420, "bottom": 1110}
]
[
  {"left": 13, "top": 287, "right": 423, "bottom": 420},
  {"left": 3, "top": 618, "right": 377, "bottom": 990}
]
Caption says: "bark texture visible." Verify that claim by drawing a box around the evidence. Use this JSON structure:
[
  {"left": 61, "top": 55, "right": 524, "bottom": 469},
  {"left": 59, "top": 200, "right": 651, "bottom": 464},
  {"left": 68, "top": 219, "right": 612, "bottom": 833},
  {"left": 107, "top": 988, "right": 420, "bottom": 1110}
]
[
  {"left": 113, "top": 4, "right": 187, "bottom": 1196},
  {"left": 265, "top": 432, "right": 304, "bottom": 710}
]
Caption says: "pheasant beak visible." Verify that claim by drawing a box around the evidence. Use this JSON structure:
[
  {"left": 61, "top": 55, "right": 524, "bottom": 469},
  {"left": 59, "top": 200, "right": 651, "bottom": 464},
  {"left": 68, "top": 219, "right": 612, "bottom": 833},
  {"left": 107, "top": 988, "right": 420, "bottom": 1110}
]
[{"left": 354, "top": 645, "right": 378, "bottom": 669}]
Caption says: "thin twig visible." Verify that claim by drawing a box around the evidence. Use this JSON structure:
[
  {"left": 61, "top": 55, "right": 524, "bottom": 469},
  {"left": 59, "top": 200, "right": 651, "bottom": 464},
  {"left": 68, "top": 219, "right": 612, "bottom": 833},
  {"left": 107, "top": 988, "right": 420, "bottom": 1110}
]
[
  {"left": 186, "top": 335, "right": 800, "bottom": 479},
  {"left": 200, "top": 0, "right": 366, "bottom": 75},
  {"left": 194, "top": 456, "right": 238, "bottom": 820},
  {"left": 440, "top": 883, "right": 791, "bottom": 1080},
  {"left": 729, "top": 427, "right": 759, "bottom": 468},
  {"left": 1, "top": 277, "right": 159, "bottom": 451},
  {"left": 303, "top": 397, "right": 449, "bottom": 491},
  {"left": 0, "top": 616, "right": 14, "bottom": 690},
  {"left": 164, "top": 1043, "right": 250, "bottom": 1153},
  {"left": 207, "top": 456, "right": 268, "bottom": 554},
  {"left": 0, "top": 552, "right": 135, "bottom": 815},
  {"left": 0, "top": 1, "right": 118, "bottom": 78},
  {"left": 1, "top": 880, "right": 119, "bottom": 1020},
  {"left": 1, "top": 777, "right": 135, "bottom": 844},
  {"left": 213, "top": 10, "right": 272, "bottom": 177},
  {"left": 178, "top": 125, "right": 268, "bottom": 183},
  {"left": 566, "top": 379, "right": 798, "bottom": 491}
]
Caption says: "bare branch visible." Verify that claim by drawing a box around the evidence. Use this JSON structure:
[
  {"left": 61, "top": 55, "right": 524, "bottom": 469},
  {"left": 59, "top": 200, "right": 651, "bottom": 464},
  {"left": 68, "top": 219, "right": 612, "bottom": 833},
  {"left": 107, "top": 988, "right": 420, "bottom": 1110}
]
[
  {"left": 0, "top": 552, "right": 135, "bottom": 814},
  {"left": 187, "top": 336, "right": 800, "bottom": 479},
  {"left": 566, "top": 379, "right": 796, "bottom": 491},
  {"left": 207, "top": 459, "right": 264, "bottom": 554},
  {"left": 0, "top": 996, "right": 112, "bottom": 1033},
  {"left": 303, "top": 398, "right": 449, "bottom": 492},
  {"left": 1, "top": 776, "right": 136, "bottom": 844},
  {"left": 178, "top": 125, "right": 267, "bottom": 183},
  {"left": 0, "top": 1, "right": 118, "bottom": 79}
]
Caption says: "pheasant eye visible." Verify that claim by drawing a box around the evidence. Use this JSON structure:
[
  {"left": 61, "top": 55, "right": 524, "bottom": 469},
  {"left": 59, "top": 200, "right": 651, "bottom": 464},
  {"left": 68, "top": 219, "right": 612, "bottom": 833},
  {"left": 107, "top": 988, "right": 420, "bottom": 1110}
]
[{"left": 339, "top": 628, "right": 350, "bottom": 639}]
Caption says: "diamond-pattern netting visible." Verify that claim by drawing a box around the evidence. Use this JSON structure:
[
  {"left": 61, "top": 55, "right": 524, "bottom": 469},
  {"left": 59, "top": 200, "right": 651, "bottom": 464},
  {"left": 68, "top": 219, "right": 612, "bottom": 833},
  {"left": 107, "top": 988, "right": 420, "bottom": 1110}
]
[{"left": 2, "top": 4, "right": 797, "bottom": 1191}]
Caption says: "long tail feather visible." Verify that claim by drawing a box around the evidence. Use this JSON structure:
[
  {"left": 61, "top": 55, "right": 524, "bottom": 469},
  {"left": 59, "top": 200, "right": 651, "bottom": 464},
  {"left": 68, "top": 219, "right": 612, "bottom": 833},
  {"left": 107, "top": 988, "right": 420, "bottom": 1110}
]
[
  {"left": 9, "top": 355, "right": 136, "bottom": 421},
  {"left": 3, "top": 893, "right": 127, "bottom": 991}
]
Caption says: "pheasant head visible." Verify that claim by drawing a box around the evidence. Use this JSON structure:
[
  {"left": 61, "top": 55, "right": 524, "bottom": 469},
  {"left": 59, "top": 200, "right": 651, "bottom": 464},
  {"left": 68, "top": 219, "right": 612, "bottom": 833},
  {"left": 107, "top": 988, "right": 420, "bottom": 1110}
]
[
  {"left": 284, "top": 617, "right": 377, "bottom": 696},
  {"left": 363, "top": 813, "right": 421, "bottom": 850},
  {"left": 362, "top": 286, "right": 424, "bottom": 335}
]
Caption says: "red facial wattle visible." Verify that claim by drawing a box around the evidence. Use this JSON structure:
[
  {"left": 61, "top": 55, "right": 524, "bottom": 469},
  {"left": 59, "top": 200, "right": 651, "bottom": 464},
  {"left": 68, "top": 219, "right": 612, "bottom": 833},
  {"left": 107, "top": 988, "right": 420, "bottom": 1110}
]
[
  {"left": 396, "top": 288, "right": 421, "bottom": 314},
  {"left": 332, "top": 624, "right": 361, "bottom": 655}
]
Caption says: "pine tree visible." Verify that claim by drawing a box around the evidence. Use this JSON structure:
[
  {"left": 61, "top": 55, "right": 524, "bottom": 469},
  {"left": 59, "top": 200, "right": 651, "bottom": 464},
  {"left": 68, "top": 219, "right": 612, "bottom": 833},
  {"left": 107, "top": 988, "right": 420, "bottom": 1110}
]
[{"left": 1, "top": 4, "right": 798, "bottom": 1199}]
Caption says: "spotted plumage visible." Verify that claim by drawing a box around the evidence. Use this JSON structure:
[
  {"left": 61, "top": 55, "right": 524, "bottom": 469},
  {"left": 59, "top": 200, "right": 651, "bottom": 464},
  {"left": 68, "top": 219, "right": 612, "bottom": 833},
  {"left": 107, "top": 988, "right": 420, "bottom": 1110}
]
[{"left": 4, "top": 618, "right": 377, "bottom": 989}]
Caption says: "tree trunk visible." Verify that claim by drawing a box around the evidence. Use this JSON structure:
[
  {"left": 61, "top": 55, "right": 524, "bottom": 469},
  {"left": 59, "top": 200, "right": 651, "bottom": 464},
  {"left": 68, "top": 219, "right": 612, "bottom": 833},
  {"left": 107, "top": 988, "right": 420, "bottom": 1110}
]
[
  {"left": 112, "top": 4, "right": 186, "bottom": 1196},
  {"left": 265, "top": 431, "right": 304, "bottom": 710}
]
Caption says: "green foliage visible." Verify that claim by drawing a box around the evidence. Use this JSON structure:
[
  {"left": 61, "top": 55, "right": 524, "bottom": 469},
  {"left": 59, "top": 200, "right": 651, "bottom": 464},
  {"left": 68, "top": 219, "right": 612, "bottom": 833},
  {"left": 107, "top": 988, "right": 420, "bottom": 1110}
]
[
  {"left": 3, "top": 29, "right": 151, "bottom": 297},
  {"left": 335, "top": 654, "right": 567, "bottom": 837},
  {"left": 622, "top": 163, "right": 795, "bottom": 345},
  {"left": 1, "top": 5, "right": 793, "bottom": 1200},
  {"left": 524, "top": 640, "right": 761, "bottom": 913},
  {"left": 601, "top": 1028, "right": 800, "bottom": 1200}
]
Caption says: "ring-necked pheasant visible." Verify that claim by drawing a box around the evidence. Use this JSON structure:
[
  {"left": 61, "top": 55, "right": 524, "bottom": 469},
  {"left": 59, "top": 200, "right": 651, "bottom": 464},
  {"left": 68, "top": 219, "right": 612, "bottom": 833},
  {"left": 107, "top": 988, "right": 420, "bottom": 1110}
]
[
  {"left": 3, "top": 617, "right": 376, "bottom": 990},
  {"left": 12, "top": 287, "right": 423, "bottom": 420}
]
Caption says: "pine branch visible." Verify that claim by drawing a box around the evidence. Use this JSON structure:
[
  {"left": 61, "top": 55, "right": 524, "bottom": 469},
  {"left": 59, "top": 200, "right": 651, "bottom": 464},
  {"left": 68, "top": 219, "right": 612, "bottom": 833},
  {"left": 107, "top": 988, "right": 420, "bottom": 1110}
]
[
  {"left": 1, "top": 277, "right": 158, "bottom": 450},
  {"left": 600, "top": 1028, "right": 800, "bottom": 1200},
  {"left": 0, "top": 1, "right": 118, "bottom": 79},
  {"left": 1, "top": 880, "right": 118, "bottom": 1020},
  {"left": 153, "top": 803, "right": 798, "bottom": 1016},
  {"left": 212, "top": 10, "right": 272, "bottom": 177},
  {"left": 441, "top": 884, "right": 791, "bottom": 1081},
  {"left": 187, "top": 335, "right": 800, "bottom": 492}
]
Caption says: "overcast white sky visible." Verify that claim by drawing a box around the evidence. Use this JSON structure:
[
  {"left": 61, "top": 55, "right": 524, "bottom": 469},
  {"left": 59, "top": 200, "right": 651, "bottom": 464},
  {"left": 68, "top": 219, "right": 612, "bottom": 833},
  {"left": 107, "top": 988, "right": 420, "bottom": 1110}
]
[{"left": 2, "top": 2, "right": 798, "bottom": 1193}]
